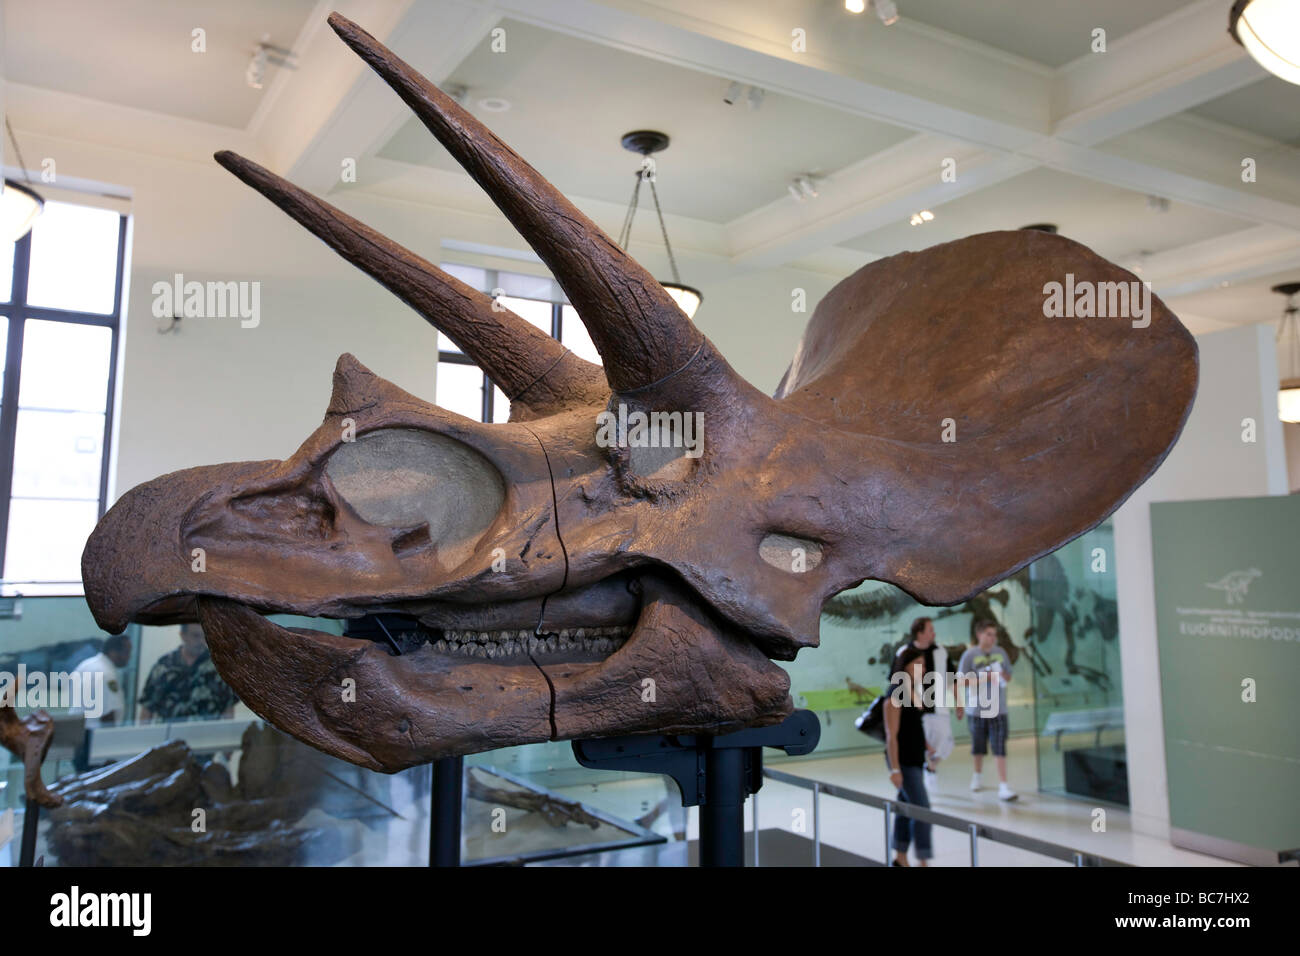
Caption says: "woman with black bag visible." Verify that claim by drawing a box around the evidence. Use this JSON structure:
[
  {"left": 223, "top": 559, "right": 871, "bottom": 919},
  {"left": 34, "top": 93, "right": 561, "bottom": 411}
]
[{"left": 883, "top": 646, "right": 933, "bottom": 866}]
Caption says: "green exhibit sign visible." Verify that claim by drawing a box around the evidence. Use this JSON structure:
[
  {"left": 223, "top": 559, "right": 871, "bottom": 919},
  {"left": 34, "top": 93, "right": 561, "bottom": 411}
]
[{"left": 1151, "top": 495, "right": 1300, "bottom": 863}]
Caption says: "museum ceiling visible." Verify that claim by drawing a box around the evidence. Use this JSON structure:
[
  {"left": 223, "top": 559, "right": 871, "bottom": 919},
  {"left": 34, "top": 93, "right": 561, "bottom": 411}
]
[{"left": 4, "top": 0, "right": 1298, "bottom": 333}]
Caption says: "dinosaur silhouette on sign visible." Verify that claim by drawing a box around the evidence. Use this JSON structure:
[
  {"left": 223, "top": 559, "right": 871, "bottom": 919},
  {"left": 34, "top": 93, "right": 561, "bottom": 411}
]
[{"left": 1205, "top": 568, "right": 1261, "bottom": 604}]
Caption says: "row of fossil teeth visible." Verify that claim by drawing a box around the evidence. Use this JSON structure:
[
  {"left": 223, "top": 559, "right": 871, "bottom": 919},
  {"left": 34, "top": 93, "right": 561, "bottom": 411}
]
[
  {"left": 441, "top": 626, "right": 631, "bottom": 644},
  {"left": 428, "top": 627, "right": 632, "bottom": 659}
]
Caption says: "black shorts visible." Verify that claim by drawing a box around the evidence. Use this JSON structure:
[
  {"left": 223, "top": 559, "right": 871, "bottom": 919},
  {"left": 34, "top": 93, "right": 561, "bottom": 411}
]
[{"left": 968, "top": 713, "right": 1008, "bottom": 757}]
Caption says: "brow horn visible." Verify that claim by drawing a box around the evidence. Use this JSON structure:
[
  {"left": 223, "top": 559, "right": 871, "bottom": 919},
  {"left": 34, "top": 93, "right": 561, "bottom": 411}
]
[
  {"left": 327, "top": 11, "right": 703, "bottom": 394},
  {"left": 213, "top": 150, "right": 606, "bottom": 419}
]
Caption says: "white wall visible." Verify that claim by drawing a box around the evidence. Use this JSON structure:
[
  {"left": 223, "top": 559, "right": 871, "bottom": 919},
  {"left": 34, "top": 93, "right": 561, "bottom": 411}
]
[
  {"left": 694, "top": 267, "right": 839, "bottom": 394},
  {"left": 1113, "top": 323, "right": 1288, "bottom": 839}
]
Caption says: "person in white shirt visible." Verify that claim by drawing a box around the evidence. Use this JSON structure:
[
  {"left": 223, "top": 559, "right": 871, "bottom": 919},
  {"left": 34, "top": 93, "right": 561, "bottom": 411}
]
[
  {"left": 71, "top": 634, "right": 132, "bottom": 727},
  {"left": 958, "top": 619, "right": 1017, "bottom": 801}
]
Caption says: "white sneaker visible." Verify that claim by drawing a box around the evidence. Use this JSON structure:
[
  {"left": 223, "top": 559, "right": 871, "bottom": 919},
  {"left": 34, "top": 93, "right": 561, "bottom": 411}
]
[
  {"left": 970, "top": 773, "right": 982, "bottom": 792},
  {"left": 998, "top": 782, "right": 1018, "bottom": 801}
]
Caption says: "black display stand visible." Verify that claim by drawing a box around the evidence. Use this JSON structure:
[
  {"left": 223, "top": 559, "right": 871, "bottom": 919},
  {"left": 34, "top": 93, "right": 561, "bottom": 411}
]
[
  {"left": 573, "top": 709, "right": 821, "bottom": 867},
  {"left": 429, "top": 755, "right": 464, "bottom": 867},
  {"left": 425, "top": 710, "right": 820, "bottom": 867},
  {"left": 19, "top": 797, "right": 39, "bottom": 868}
]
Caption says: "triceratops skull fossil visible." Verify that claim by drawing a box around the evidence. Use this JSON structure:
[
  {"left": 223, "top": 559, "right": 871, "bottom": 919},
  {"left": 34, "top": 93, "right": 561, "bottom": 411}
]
[{"left": 81, "top": 13, "right": 1197, "bottom": 773}]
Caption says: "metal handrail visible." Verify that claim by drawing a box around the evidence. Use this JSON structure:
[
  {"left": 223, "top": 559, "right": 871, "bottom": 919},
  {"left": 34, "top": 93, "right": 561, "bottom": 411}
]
[{"left": 762, "top": 767, "right": 1130, "bottom": 867}]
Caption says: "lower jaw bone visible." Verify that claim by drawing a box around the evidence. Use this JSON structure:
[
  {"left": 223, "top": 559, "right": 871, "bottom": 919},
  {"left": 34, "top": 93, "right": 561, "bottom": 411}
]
[
  {"left": 195, "top": 575, "right": 792, "bottom": 771},
  {"left": 198, "top": 598, "right": 553, "bottom": 772}
]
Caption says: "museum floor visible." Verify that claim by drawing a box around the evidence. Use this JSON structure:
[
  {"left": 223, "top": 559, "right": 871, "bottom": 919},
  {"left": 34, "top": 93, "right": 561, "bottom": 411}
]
[{"left": 545, "top": 736, "right": 1239, "bottom": 867}]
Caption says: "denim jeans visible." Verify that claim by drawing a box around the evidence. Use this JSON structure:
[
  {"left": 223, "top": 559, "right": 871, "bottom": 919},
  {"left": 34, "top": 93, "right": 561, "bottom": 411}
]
[{"left": 890, "top": 764, "right": 933, "bottom": 860}]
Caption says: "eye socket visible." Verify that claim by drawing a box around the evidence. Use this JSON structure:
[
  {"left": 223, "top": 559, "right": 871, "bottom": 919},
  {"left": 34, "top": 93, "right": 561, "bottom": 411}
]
[
  {"left": 628, "top": 442, "right": 694, "bottom": 482},
  {"left": 325, "top": 428, "right": 504, "bottom": 557},
  {"left": 759, "top": 533, "right": 823, "bottom": 574}
]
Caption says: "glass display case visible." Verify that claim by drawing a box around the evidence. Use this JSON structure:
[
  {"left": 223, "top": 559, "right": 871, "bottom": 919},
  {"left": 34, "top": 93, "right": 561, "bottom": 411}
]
[
  {"left": 1028, "top": 523, "right": 1128, "bottom": 805},
  {"left": 2, "top": 520, "right": 1127, "bottom": 867},
  {"left": 0, "top": 596, "right": 678, "bottom": 866},
  {"left": 782, "top": 520, "right": 1128, "bottom": 805}
]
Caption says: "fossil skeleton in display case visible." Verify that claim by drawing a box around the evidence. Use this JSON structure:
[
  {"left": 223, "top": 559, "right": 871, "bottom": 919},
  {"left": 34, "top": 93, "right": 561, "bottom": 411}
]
[
  {"left": 80, "top": 13, "right": 1197, "bottom": 773},
  {"left": 0, "top": 696, "right": 63, "bottom": 809}
]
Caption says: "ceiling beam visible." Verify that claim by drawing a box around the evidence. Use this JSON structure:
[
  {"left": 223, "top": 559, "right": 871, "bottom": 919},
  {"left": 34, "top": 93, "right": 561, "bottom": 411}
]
[
  {"left": 278, "top": 0, "right": 502, "bottom": 195},
  {"left": 1143, "top": 224, "right": 1300, "bottom": 299},
  {"left": 248, "top": 0, "right": 412, "bottom": 175},
  {"left": 1026, "top": 137, "right": 1300, "bottom": 231},
  {"left": 727, "top": 136, "right": 1034, "bottom": 269},
  {"left": 490, "top": 0, "right": 1051, "bottom": 150},
  {"left": 486, "top": 0, "right": 1292, "bottom": 269},
  {"left": 1050, "top": 0, "right": 1261, "bottom": 146},
  {"left": 301, "top": 0, "right": 1299, "bottom": 288}
]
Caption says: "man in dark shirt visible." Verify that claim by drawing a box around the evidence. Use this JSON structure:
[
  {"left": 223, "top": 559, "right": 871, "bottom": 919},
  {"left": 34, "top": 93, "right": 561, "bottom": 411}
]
[
  {"left": 892, "top": 616, "right": 958, "bottom": 786},
  {"left": 138, "top": 623, "right": 237, "bottom": 722}
]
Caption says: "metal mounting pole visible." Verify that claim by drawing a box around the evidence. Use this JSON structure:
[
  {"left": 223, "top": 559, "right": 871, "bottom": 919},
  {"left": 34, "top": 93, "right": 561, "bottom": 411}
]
[
  {"left": 883, "top": 801, "right": 892, "bottom": 864},
  {"left": 812, "top": 781, "right": 822, "bottom": 867},
  {"left": 699, "top": 745, "right": 745, "bottom": 867},
  {"left": 19, "top": 798, "right": 39, "bottom": 868},
  {"left": 429, "top": 755, "right": 463, "bottom": 867}
]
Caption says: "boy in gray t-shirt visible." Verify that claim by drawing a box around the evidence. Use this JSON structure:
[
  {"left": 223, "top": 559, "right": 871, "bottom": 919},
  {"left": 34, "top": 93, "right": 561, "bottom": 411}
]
[{"left": 957, "top": 619, "right": 1017, "bottom": 801}]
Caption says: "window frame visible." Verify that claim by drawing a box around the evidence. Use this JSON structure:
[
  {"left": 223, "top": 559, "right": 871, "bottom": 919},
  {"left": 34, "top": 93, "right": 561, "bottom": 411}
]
[
  {"left": 437, "top": 265, "right": 566, "bottom": 424},
  {"left": 0, "top": 211, "right": 129, "bottom": 584}
]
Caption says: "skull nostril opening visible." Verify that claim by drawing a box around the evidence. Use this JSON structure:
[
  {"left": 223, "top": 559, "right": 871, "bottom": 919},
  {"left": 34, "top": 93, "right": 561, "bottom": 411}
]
[{"left": 230, "top": 491, "right": 336, "bottom": 540}]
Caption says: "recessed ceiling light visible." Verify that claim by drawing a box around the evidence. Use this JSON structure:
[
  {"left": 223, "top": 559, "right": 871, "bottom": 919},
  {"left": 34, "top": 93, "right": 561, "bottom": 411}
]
[
  {"left": 478, "top": 97, "right": 510, "bottom": 112},
  {"left": 845, "top": 0, "right": 866, "bottom": 13},
  {"left": 909, "top": 209, "right": 934, "bottom": 225}
]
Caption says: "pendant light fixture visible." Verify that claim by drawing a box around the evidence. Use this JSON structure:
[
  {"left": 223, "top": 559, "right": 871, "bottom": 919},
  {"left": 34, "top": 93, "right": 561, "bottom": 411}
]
[
  {"left": 1, "top": 118, "right": 44, "bottom": 243},
  {"left": 1274, "top": 282, "right": 1300, "bottom": 424},
  {"left": 1229, "top": 0, "right": 1300, "bottom": 87},
  {"left": 616, "top": 130, "right": 702, "bottom": 319}
]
